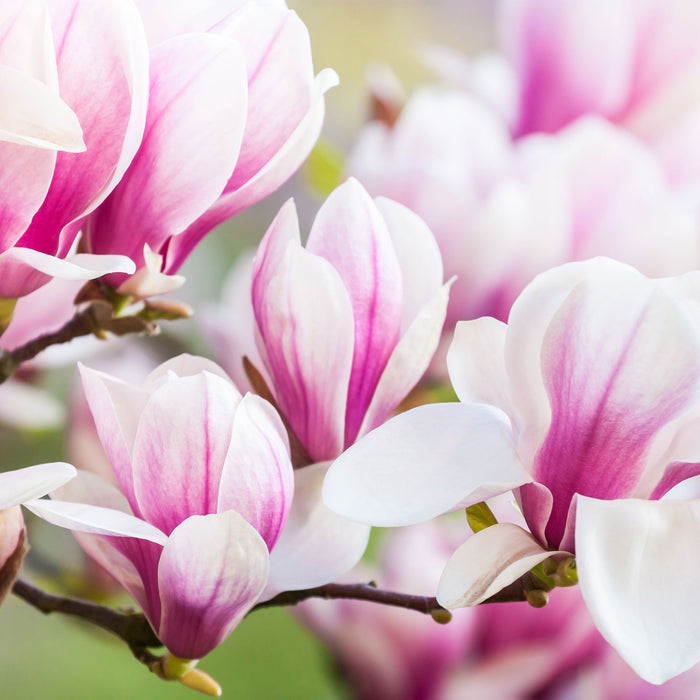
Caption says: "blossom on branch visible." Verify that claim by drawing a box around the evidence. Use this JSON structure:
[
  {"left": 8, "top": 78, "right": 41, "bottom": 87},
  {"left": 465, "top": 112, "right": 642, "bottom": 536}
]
[
  {"left": 324, "top": 257, "right": 700, "bottom": 684},
  {"left": 0, "top": 0, "right": 147, "bottom": 299},
  {"left": 83, "top": 0, "right": 337, "bottom": 298}
]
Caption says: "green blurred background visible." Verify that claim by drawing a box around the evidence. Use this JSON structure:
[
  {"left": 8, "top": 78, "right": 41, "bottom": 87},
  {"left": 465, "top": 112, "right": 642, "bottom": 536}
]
[{"left": 0, "top": 2, "right": 490, "bottom": 697}]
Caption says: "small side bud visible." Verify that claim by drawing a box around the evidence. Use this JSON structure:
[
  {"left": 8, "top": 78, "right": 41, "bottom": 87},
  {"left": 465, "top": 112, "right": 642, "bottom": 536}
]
[
  {"left": 0, "top": 297, "right": 17, "bottom": 337},
  {"left": 525, "top": 589, "right": 549, "bottom": 608},
  {"left": 179, "top": 668, "right": 222, "bottom": 697},
  {"left": 430, "top": 607, "right": 453, "bottom": 624}
]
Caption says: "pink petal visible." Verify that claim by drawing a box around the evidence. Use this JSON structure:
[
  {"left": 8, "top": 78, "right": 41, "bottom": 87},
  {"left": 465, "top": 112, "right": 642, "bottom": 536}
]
[
  {"left": 501, "top": 0, "right": 635, "bottom": 135},
  {"left": 533, "top": 262, "right": 700, "bottom": 546},
  {"left": 157, "top": 511, "right": 269, "bottom": 659},
  {"left": 143, "top": 353, "right": 237, "bottom": 391},
  {"left": 84, "top": 32, "right": 248, "bottom": 276},
  {"left": 16, "top": 0, "right": 149, "bottom": 258},
  {"left": 131, "top": 372, "right": 239, "bottom": 534},
  {"left": 79, "top": 363, "right": 150, "bottom": 511},
  {"left": 217, "top": 394, "right": 293, "bottom": 550},
  {"left": 307, "top": 178, "right": 403, "bottom": 446},
  {"left": 253, "top": 205, "right": 354, "bottom": 461},
  {"left": 358, "top": 280, "right": 451, "bottom": 438}
]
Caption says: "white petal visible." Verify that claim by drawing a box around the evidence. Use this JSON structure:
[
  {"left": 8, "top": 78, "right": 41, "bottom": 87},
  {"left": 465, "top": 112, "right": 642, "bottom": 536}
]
[
  {"left": 437, "top": 522, "right": 558, "bottom": 608},
  {"left": 0, "top": 462, "right": 76, "bottom": 509},
  {"left": 576, "top": 496, "right": 700, "bottom": 684},
  {"left": 324, "top": 402, "right": 530, "bottom": 526},
  {"left": 265, "top": 462, "right": 370, "bottom": 597}
]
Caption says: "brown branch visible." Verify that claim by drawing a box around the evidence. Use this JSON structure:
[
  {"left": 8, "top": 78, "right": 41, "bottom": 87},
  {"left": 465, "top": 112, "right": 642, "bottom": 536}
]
[
  {"left": 0, "top": 301, "right": 157, "bottom": 384},
  {"left": 252, "top": 582, "right": 451, "bottom": 620},
  {"left": 11, "top": 577, "right": 161, "bottom": 650}
]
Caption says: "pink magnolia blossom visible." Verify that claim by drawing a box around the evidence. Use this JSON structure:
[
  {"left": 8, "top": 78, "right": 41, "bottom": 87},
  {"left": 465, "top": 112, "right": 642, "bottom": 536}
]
[
  {"left": 29, "top": 354, "right": 366, "bottom": 659},
  {"left": 349, "top": 88, "right": 700, "bottom": 326},
  {"left": 500, "top": 0, "right": 700, "bottom": 147},
  {"left": 82, "top": 0, "right": 337, "bottom": 298},
  {"left": 0, "top": 0, "right": 148, "bottom": 298},
  {"left": 252, "top": 177, "right": 451, "bottom": 463},
  {"left": 325, "top": 257, "right": 700, "bottom": 684}
]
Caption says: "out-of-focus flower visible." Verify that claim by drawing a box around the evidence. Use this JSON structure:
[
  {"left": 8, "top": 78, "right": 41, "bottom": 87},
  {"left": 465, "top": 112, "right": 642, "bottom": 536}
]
[
  {"left": 0, "top": 0, "right": 148, "bottom": 299},
  {"left": 325, "top": 258, "right": 700, "bottom": 684},
  {"left": 83, "top": 0, "right": 338, "bottom": 298},
  {"left": 298, "top": 519, "right": 606, "bottom": 700},
  {"left": 252, "top": 177, "right": 450, "bottom": 462},
  {"left": 349, "top": 88, "right": 700, "bottom": 325},
  {"left": 0, "top": 462, "right": 76, "bottom": 602}
]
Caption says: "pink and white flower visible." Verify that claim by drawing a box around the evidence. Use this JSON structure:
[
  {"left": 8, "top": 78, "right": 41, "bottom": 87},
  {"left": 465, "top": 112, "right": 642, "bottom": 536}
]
[
  {"left": 0, "top": 0, "right": 148, "bottom": 299},
  {"left": 251, "top": 177, "right": 451, "bottom": 462},
  {"left": 324, "top": 257, "right": 700, "bottom": 684},
  {"left": 82, "top": 0, "right": 337, "bottom": 297},
  {"left": 349, "top": 89, "right": 700, "bottom": 325}
]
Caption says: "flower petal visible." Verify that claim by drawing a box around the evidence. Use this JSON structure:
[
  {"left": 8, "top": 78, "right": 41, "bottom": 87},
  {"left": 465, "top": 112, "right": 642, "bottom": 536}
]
[
  {"left": 25, "top": 498, "right": 167, "bottom": 545},
  {"left": 157, "top": 511, "right": 269, "bottom": 659},
  {"left": 576, "top": 496, "right": 700, "bottom": 684},
  {"left": 437, "top": 522, "right": 558, "bottom": 608},
  {"left": 131, "top": 372, "right": 239, "bottom": 534},
  {"left": 323, "top": 402, "right": 530, "bottom": 527},
  {"left": 217, "top": 393, "right": 293, "bottom": 550},
  {"left": 265, "top": 462, "right": 370, "bottom": 597},
  {"left": 0, "top": 462, "right": 75, "bottom": 509}
]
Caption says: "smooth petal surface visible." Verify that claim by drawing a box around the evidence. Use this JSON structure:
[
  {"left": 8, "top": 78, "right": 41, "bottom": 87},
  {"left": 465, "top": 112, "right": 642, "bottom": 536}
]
[
  {"left": 79, "top": 364, "right": 149, "bottom": 509},
  {"left": 18, "top": 0, "right": 149, "bottom": 257},
  {"left": 157, "top": 511, "right": 269, "bottom": 659},
  {"left": 358, "top": 280, "right": 451, "bottom": 438},
  {"left": 437, "top": 523, "right": 557, "bottom": 608},
  {"left": 0, "top": 462, "right": 76, "bottom": 509},
  {"left": 85, "top": 32, "right": 247, "bottom": 271},
  {"left": 254, "top": 213, "right": 354, "bottom": 461},
  {"left": 576, "top": 497, "right": 700, "bottom": 684},
  {"left": 534, "top": 264, "right": 700, "bottom": 545},
  {"left": 25, "top": 498, "right": 167, "bottom": 545},
  {"left": 447, "top": 318, "right": 510, "bottom": 414},
  {"left": 307, "top": 178, "right": 402, "bottom": 445},
  {"left": 324, "top": 402, "right": 530, "bottom": 527},
  {"left": 265, "top": 462, "right": 370, "bottom": 597},
  {"left": 131, "top": 372, "right": 238, "bottom": 534},
  {"left": 217, "top": 393, "right": 293, "bottom": 550}
]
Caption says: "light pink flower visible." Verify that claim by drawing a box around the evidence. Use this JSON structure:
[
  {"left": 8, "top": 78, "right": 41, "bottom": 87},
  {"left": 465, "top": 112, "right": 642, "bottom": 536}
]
[
  {"left": 252, "top": 177, "right": 451, "bottom": 462},
  {"left": 0, "top": 0, "right": 148, "bottom": 298},
  {"left": 325, "top": 257, "right": 700, "bottom": 684},
  {"left": 29, "top": 355, "right": 294, "bottom": 659},
  {"left": 82, "top": 0, "right": 337, "bottom": 297},
  {"left": 349, "top": 89, "right": 700, "bottom": 325}
]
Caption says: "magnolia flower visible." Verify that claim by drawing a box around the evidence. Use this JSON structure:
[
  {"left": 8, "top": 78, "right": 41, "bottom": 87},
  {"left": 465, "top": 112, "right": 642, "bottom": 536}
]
[
  {"left": 324, "top": 257, "right": 700, "bottom": 684},
  {"left": 82, "top": 0, "right": 337, "bottom": 297},
  {"left": 0, "top": 462, "right": 76, "bottom": 602},
  {"left": 0, "top": 0, "right": 148, "bottom": 298},
  {"left": 500, "top": 0, "right": 700, "bottom": 145},
  {"left": 29, "top": 353, "right": 366, "bottom": 662},
  {"left": 349, "top": 88, "right": 700, "bottom": 325},
  {"left": 252, "top": 177, "right": 451, "bottom": 462}
]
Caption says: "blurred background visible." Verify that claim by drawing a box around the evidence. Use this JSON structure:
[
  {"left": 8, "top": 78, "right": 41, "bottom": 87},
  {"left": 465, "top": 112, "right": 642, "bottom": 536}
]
[{"left": 0, "top": 2, "right": 493, "bottom": 698}]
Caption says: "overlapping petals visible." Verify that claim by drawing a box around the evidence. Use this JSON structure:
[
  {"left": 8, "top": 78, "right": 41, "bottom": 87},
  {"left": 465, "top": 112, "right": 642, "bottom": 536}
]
[
  {"left": 83, "top": 0, "right": 338, "bottom": 295},
  {"left": 252, "top": 177, "right": 450, "bottom": 462},
  {"left": 324, "top": 258, "right": 700, "bottom": 683}
]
